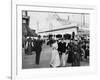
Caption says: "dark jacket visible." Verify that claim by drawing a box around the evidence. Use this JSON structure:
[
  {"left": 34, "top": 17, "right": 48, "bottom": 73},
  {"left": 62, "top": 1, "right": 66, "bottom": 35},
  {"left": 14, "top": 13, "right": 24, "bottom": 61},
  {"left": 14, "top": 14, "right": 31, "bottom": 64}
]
[
  {"left": 34, "top": 39, "right": 43, "bottom": 52},
  {"left": 58, "top": 42, "right": 66, "bottom": 53}
]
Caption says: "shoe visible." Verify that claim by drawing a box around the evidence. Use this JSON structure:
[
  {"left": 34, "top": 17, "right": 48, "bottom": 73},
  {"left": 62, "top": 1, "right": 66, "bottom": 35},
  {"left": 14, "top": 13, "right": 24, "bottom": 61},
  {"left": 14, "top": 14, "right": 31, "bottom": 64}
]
[
  {"left": 50, "top": 65, "right": 53, "bottom": 67},
  {"left": 36, "top": 63, "right": 39, "bottom": 65}
]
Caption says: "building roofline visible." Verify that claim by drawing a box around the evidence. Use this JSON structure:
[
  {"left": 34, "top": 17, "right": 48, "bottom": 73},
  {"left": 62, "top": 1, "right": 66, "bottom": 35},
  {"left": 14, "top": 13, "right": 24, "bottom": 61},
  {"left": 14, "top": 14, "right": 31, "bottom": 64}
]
[{"left": 38, "top": 26, "right": 78, "bottom": 33}]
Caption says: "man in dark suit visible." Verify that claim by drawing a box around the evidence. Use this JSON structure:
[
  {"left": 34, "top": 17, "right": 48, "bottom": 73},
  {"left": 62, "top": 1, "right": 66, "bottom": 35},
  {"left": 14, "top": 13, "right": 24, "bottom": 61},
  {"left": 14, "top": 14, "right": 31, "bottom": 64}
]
[
  {"left": 58, "top": 39, "right": 66, "bottom": 56},
  {"left": 58, "top": 38, "right": 67, "bottom": 66},
  {"left": 58, "top": 39, "right": 62, "bottom": 59},
  {"left": 34, "top": 35, "right": 43, "bottom": 65}
]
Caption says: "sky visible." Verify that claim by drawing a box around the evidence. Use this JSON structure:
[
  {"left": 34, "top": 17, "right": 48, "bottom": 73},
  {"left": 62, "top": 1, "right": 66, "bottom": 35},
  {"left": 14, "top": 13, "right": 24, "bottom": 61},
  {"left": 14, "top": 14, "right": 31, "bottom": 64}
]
[{"left": 27, "top": 11, "right": 89, "bottom": 33}]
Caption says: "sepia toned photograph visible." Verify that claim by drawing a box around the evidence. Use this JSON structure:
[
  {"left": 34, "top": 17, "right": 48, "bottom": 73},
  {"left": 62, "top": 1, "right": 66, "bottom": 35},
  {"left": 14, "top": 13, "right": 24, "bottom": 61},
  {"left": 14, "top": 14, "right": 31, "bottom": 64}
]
[{"left": 22, "top": 10, "right": 90, "bottom": 69}]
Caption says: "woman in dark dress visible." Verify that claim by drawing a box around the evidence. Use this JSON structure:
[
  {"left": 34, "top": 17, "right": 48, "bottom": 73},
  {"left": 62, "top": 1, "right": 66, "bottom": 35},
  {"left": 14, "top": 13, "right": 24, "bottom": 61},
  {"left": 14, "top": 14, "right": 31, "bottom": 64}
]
[
  {"left": 67, "top": 41, "right": 74, "bottom": 63},
  {"left": 67, "top": 40, "right": 81, "bottom": 66},
  {"left": 25, "top": 37, "right": 33, "bottom": 55}
]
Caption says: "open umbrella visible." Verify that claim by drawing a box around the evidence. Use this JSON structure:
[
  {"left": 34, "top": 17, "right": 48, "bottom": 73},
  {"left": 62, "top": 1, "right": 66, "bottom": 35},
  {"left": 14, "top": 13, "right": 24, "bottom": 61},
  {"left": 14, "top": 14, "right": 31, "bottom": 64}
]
[
  {"left": 63, "top": 34, "right": 71, "bottom": 40},
  {"left": 56, "top": 34, "right": 62, "bottom": 38}
]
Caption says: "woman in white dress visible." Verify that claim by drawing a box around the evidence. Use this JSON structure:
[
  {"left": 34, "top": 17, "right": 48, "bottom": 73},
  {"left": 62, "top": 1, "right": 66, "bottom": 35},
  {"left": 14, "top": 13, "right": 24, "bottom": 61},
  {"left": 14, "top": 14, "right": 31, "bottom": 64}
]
[{"left": 50, "top": 40, "right": 60, "bottom": 68}]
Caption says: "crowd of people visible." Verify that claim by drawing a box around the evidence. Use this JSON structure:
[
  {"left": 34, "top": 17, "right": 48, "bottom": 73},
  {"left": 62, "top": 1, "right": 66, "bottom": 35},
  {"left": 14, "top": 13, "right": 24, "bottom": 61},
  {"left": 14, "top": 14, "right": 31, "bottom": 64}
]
[
  {"left": 23, "top": 33, "right": 89, "bottom": 68},
  {"left": 49, "top": 35, "right": 89, "bottom": 67},
  {"left": 23, "top": 35, "right": 43, "bottom": 65}
]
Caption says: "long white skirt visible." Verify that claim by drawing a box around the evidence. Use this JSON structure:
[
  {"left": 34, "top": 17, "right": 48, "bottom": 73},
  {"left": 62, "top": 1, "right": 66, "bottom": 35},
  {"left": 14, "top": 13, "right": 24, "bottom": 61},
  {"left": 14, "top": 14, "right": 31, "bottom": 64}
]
[
  {"left": 50, "top": 49, "right": 60, "bottom": 67},
  {"left": 61, "top": 53, "right": 69, "bottom": 66}
]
